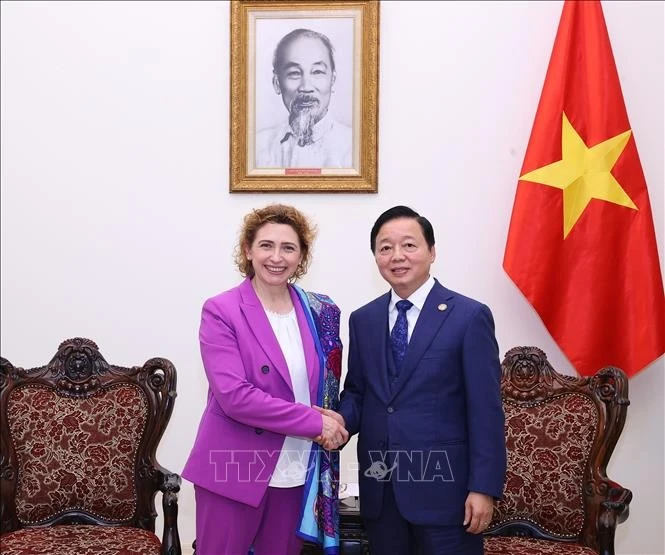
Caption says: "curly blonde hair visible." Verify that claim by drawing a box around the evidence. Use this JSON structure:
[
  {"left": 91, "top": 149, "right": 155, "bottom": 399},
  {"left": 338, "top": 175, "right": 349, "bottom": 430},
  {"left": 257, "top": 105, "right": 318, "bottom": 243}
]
[{"left": 234, "top": 204, "right": 317, "bottom": 281}]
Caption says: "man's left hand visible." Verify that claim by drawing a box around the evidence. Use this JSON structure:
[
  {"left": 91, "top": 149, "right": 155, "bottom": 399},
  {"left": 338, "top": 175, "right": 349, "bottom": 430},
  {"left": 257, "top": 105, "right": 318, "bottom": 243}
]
[{"left": 463, "top": 491, "right": 494, "bottom": 534}]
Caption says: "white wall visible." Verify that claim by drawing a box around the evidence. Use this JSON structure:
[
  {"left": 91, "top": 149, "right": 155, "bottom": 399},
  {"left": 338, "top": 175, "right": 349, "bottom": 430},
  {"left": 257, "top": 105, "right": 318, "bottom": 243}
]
[{"left": 1, "top": 2, "right": 663, "bottom": 554}]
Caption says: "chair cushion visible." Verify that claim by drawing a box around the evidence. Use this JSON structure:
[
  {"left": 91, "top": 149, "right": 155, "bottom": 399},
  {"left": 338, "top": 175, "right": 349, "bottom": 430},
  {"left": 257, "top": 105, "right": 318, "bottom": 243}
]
[
  {"left": 0, "top": 525, "right": 161, "bottom": 554},
  {"left": 7, "top": 384, "right": 148, "bottom": 523},
  {"left": 491, "top": 393, "right": 597, "bottom": 537},
  {"left": 484, "top": 536, "right": 598, "bottom": 554}
]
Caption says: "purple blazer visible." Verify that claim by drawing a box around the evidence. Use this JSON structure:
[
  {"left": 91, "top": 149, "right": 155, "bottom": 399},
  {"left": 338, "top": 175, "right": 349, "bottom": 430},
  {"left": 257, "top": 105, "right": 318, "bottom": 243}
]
[{"left": 182, "top": 278, "right": 323, "bottom": 507}]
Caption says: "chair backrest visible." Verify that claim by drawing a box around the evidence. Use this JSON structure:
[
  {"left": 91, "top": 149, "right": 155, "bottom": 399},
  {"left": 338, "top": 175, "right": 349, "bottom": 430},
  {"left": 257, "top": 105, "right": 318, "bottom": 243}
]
[
  {"left": 0, "top": 337, "right": 177, "bottom": 534},
  {"left": 487, "top": 346, "right": 629, "bottom": 550}
]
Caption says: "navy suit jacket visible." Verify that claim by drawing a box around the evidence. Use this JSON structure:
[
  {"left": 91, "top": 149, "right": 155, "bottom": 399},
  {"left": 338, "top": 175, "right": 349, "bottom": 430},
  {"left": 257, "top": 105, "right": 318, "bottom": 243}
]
[{"left": 338, "top": 280, "right": 506, "bottom": 526}]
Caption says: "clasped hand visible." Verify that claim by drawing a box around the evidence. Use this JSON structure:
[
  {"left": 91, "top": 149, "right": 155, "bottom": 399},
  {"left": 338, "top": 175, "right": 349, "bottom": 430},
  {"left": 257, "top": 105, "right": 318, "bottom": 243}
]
[{"left": 312, "top": 405, "right": 348, "bottom": 450}]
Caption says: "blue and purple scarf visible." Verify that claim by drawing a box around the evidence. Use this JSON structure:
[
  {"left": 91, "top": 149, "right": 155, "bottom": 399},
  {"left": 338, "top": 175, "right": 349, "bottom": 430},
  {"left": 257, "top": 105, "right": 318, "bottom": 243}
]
[{"left": 294, "top": 286, "right": 342, "bottom": 554}]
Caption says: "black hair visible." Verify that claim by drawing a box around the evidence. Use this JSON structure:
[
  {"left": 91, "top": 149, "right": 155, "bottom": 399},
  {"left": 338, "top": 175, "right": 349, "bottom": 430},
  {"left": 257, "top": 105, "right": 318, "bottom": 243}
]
[{"left": 370, "top": 205, "right": 436, "bottom": 252}]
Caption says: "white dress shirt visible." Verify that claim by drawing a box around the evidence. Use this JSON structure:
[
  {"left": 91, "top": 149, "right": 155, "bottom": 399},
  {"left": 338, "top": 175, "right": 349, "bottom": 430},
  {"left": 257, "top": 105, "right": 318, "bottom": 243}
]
[
  {"left": 265, "top": 308, "right": 312, "bottom": 488},
  {"left": 255, "top": 112, "right": 353, "bottom": 169},
  {"left": 388, "top": 276, "right": 436, "bottom": 342}
]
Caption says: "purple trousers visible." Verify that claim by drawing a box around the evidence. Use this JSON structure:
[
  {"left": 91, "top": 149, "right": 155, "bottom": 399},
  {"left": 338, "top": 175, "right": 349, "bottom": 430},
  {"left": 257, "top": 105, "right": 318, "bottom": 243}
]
[{"left": 194, "top": 485, "right": 305, "bottom": 555}]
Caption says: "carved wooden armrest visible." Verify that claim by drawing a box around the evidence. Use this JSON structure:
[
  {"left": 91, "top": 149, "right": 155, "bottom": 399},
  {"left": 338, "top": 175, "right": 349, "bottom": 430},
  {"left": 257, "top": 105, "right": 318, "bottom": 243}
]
[
  {"left": 602, "top": 485, "right": 632, "bottom": 523},
  {"left": 158, "top": 470, "right": 182, "bottom": 555},
  {"left": 597, "top": 483, "right": 633, "bottom": 555}
]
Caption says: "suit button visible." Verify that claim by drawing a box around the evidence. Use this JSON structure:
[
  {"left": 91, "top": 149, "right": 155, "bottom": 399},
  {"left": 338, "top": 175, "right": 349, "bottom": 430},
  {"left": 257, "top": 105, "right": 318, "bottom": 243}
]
[
  {"left": 255, "top": 428, "right": 264, "bottom": 434},
  {"left": 261, "top": 365, "right": 270, "bottom": 374},
  {"left": 387, "top": 407, "right": 394, "bottom": 414}
]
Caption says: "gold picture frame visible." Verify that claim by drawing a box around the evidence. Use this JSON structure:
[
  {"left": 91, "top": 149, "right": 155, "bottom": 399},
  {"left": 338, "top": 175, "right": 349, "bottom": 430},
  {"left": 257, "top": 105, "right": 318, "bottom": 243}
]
[{"left": 230, "top": 0, "right": 379, "bottom": 193}]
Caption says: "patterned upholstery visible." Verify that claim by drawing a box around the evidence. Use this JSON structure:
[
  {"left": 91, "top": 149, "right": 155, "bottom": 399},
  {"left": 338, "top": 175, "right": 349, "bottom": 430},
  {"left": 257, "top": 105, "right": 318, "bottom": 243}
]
[
  {"left": 492, "top": 393, "right": 597, "bottom": 537},
  {"left": 0, "top": 525, "right": 162, "bottom": 555},
  {"left": 8, "top": 385, "right": 147, "bottom": 524},
  {"left": 484, "top": 536, "right": 598, "bottom": 554},
  {"left": 0, "top": 338, "right": 182, "bottom": 555},
  {"left": 484, "top": 346, "right": 632, "bottom": 555}
]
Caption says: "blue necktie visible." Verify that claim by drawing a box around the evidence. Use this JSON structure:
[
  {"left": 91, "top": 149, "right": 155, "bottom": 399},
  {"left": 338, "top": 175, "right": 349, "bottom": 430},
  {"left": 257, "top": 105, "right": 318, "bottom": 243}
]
[{"left": 391, "top": 300, "right": 413, "bottom": 370}]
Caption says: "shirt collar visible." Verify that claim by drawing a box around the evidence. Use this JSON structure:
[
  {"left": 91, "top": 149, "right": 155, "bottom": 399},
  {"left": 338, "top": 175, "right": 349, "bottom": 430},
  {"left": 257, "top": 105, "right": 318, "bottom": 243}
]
[
  {"left": 279, "top": 111, "right": 333, "bottom": 144},
  {"left": 389, "top": 276, "right": 435, "bottom": 312}
]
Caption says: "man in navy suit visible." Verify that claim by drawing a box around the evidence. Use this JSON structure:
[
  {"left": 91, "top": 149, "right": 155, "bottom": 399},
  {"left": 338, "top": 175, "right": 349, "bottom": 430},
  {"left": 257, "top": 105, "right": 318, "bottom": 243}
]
[{"left": 335, "top": 206, "right": 506, "bottom": 554}]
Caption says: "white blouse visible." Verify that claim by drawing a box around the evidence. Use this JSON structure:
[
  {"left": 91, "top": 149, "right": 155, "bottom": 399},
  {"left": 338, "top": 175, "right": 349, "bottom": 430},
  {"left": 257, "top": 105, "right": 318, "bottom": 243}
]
[{"left": 265, "top": 308, "right": 313, "bottom": 487}]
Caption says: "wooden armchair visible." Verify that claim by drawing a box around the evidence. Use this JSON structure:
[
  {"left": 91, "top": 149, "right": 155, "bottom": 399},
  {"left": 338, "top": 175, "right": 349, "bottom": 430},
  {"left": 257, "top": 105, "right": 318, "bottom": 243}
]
[
  {"left": 484, "top": 346, "right": 632, "bottom": 555},
  {"left": 0, "top": 337, "right": 182, "bottom": 555}
]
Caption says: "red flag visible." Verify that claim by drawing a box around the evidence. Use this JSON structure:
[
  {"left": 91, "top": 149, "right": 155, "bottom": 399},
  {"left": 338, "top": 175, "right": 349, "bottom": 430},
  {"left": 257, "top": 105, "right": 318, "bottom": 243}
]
[{"left": 503, "top": 0, "right": 665, "bottom": 377}]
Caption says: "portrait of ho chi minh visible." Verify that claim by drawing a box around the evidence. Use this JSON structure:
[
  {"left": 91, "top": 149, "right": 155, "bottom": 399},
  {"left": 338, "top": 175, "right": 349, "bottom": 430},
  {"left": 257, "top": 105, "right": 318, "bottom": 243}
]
[{"left": 255, "top": 28, "right": 353, "bottom": 170}]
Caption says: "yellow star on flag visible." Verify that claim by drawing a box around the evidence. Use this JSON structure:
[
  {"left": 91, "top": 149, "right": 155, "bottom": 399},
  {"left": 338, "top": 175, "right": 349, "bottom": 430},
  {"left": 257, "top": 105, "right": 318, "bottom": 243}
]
[{"left": 520, "top": 113, "right": 637, "bottom": 238}]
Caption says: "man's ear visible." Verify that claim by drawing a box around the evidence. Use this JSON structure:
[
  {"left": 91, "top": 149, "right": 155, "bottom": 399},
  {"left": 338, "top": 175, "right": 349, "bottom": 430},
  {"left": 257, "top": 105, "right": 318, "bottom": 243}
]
[{"left": 272, "top": 74, "right": 281, "bottom": 95}]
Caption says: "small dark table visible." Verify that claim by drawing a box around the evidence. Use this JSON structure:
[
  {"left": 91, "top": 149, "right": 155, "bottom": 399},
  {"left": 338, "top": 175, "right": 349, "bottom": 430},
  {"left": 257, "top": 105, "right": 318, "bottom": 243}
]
[{"left": 301, "top": 498, "right": 369, "bottom": 554}]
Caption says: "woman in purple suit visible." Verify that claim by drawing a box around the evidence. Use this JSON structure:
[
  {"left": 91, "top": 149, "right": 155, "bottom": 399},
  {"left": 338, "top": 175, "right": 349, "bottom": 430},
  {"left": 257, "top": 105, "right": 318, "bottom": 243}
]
[{"left": 183, "top": 204, "right": 347, "bottom": 554}]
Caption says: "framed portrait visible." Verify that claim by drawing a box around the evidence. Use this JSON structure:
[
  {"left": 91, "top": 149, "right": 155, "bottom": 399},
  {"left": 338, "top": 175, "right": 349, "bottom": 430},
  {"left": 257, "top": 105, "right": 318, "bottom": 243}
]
[{"left": 230, "top": 0, "right": 379, "bottom": 193}]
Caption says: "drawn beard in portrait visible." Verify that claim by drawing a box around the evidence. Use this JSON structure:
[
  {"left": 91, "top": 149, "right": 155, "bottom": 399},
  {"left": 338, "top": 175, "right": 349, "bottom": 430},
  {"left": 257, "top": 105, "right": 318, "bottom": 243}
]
[{"left": 288, "top": 94, "right": 325, "bottom": 147}]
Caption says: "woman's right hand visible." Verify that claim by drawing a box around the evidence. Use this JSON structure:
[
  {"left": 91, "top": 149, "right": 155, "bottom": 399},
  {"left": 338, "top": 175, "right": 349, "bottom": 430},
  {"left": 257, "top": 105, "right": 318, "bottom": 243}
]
[{"left": 315, "top": 410, "right": 348, "bottom": 450}]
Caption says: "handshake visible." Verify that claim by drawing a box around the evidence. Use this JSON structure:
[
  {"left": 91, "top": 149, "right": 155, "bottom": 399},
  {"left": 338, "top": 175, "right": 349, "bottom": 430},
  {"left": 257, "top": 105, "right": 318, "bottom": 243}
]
[{"left": 312, "top": 405, "right": 348, "bottom": 451}]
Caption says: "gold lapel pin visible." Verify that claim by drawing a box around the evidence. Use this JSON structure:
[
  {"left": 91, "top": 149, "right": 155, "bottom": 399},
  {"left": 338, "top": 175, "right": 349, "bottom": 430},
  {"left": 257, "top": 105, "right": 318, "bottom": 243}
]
[{"left": 438, "top": 303, "right": 448, "bottom": 311}]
